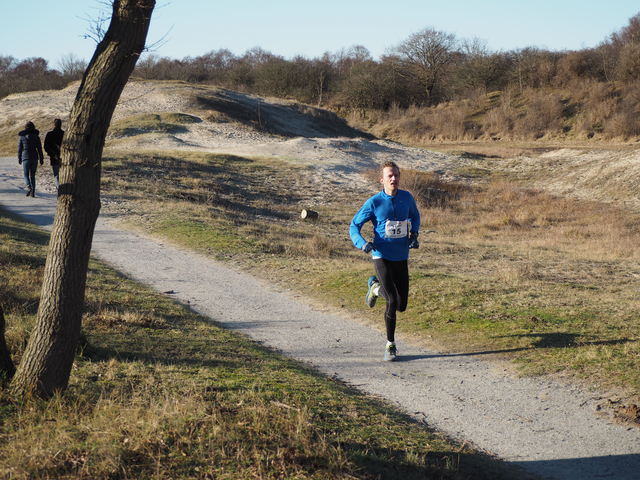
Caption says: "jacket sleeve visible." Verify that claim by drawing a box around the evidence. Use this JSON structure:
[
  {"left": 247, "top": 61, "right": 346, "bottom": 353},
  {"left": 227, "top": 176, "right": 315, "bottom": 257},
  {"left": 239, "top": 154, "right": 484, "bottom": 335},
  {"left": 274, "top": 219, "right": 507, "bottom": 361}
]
[
  {"left": 349, "top": 198, "right": 374, "bottom": 249},
  {"left": 409, "top": 195, "right": 421, "bottom": 234},
  {"left": 17, "top": 137, "right": 22, "bottom": 161},
  {"left": 36, "top": 136, "right": 44, "bottom": 161},
  {"left": 44, "top": 132, "right": 52, "bottom": 155}
]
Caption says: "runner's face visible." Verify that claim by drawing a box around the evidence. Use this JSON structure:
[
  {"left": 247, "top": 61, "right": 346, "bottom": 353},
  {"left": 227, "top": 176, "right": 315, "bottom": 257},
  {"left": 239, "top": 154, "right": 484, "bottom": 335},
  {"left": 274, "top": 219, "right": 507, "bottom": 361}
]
[{"left": 381, "top": 166, "right": 400, "bottom": 194}]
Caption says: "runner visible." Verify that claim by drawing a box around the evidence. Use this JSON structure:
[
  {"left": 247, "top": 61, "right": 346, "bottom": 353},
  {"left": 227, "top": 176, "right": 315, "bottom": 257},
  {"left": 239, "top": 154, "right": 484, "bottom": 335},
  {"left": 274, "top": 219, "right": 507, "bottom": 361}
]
[{"left": 349, "top": 161, "right": 421, "bottom": 361}]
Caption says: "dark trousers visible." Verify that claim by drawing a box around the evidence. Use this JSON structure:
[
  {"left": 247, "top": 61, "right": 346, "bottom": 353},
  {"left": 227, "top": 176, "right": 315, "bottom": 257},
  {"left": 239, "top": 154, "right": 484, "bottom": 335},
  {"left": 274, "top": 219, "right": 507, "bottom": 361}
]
[
  {"left": 51, "top": 157, "right": 60, "bottom": 186},
  {"left": 373, "top": 258, "right": 409, "bottom": 342},
  {"left": 22, "top": 160, "right": 37, "bottom": 192}
]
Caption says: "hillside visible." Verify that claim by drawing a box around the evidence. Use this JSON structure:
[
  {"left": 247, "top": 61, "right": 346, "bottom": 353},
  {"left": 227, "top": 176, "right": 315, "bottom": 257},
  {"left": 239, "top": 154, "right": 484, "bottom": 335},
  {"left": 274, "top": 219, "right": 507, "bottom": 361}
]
[
  {"left": 2, "top": 79, "right": 640, "bottom": 210},
  {"left": 0, "top": 80, "right": 485, "bottom": 190},
  {"left": 0, "top": 80, "right": 366, "bottom": 150}
]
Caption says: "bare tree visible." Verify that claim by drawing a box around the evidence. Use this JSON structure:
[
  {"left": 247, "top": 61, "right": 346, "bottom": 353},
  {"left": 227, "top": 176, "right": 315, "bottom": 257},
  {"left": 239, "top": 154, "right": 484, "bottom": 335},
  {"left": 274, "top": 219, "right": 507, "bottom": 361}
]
[
  {"left": 392, "top": 28, "right": 458, "bottom": 103},
  {"left": 10, "top": 0, "right": 156, "bottom": 398},
  {"left": 455, "top": 38, "right": 494, "bottom": 94},
  {"left": 58, "top": 53, "right": 88, "bottom": 79}
]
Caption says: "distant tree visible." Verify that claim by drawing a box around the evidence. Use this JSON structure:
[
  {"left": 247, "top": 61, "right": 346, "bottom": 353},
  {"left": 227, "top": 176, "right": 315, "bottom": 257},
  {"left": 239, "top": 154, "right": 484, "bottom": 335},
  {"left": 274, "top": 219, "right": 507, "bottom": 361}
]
[
  {"left": 453, "top": 38, "right": 512, "bottom": 95},
  {"left": 242, "top": 47, "right": 278, "bottom": 67},
  {"left": 555, "top": 49, "right": 606, "bottom": 84},
  {"left": 392, "top": 28, "right": 459, "bottom": 103},
  {"left": 616, "top": 43, "right": 640, "bottom": 81},
  {"left": 134, "top": 53, "right": 160, "bottom": 79},
  {"left": 610, "top": 13, "right": 640, "bottom": 81},
  {"left": 10, "top": 0, "right": 156, "bottom": 399},
  {"left": 331, "top": 45, "right": 372, "bottom": 77},
  {"left": 311, "top": 55, "right": 335, "bottom": 106},
  {"left": 0, "top": 56, "right": 15, "bottom": 76},
  {"left": 509, "top": 48, "right": 559, "bottom": 91},
  {"left": 58, "top": 53, "right": 87, "bottom": 79},
  {"left": 196, "top": 49, "right": 236, "bottom": 83},
  {"left": 611, "top": 13, "right": 640, "bottom": 46},
  {"left": 595, "top": 12, "right": 640, "bottom": 82},
  {"left": 338, "top": 60, "right": 401, "bottom": 112},
  {"left": 596, "top": 41, "right": 618, "bottom": 82}
]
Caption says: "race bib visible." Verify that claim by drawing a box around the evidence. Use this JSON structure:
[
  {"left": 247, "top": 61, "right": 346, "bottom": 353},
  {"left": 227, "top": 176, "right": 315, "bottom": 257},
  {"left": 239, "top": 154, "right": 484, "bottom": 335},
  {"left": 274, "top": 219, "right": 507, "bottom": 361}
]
[{"left": 384, "top": 220, "right": 409, "bottom": 238}]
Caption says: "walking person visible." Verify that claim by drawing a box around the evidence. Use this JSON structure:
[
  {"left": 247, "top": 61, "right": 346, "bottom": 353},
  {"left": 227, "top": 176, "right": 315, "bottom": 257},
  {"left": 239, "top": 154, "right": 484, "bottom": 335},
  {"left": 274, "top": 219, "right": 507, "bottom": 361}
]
[
  {"left": 17, "top": 121, "right": 44, "bottom": 197},
  {"left": 44, "top": 118, "right": 64, "bottom": 187},
  {"left": 349, "top": 161, "right": 421, "bottom": 361}
]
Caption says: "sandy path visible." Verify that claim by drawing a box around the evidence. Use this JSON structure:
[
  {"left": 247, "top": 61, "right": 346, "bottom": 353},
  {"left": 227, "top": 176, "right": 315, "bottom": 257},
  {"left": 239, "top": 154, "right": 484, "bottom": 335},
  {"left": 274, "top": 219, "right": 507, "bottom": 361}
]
[{"left": 1, "top": 159, "right": 640, "bottom": 480}]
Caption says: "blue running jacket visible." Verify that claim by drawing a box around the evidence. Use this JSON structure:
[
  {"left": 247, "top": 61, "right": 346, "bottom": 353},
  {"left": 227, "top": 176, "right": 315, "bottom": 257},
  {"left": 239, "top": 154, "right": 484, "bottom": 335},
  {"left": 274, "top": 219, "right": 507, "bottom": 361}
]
[{"left": 349, "top": 189, "right": 420, "bottom": 261}]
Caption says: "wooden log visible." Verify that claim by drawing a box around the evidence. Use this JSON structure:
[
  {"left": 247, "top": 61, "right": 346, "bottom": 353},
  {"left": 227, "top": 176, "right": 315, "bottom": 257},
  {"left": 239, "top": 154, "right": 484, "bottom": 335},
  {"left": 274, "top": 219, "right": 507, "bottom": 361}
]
[{"left": 300, "top": 209, "right": 319, "bottom": 220}]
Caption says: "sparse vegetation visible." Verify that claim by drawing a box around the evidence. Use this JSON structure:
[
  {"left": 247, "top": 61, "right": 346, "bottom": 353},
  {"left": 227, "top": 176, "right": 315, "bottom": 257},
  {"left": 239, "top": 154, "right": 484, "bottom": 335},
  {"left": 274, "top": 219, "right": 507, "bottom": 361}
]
[
  {"left": 97, "top": 151, "right": 640, "bottom": 403},
  {"left": 3, "top": 13, "right": 640, "bottom": 144},
  {"left": 108, "top": 112, "right": 201, "bottom": 138},
  {"left": 0, "top": 208, "right": 522, "bottom": 479}
]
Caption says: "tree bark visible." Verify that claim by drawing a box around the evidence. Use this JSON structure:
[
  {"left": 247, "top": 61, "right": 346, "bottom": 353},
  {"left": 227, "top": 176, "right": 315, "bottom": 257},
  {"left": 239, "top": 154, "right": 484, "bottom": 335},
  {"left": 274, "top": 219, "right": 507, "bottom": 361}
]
[
  {"left": 0, "top": 306, "right": 15, "bottom": 382},
  {"left": 11, "top": 0, "right": 155, "bottom": 398}
]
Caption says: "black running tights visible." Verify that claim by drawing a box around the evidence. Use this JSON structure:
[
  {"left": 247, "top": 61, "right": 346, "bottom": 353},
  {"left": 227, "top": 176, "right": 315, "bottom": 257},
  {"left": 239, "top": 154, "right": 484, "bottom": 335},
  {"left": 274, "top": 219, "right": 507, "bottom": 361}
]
[{"left": 373, "top": 258, "right": 409, "bottom": 342}]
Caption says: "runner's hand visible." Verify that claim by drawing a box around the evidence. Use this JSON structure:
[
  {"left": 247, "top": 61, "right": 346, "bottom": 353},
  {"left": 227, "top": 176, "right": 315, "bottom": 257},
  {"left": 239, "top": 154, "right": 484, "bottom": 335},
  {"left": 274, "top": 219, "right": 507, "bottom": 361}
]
[
  {"left": 408, "top": 232, "right": 419, "bottom": 249},
  {"left": 362, "top": 242, "right": 374, "bottom": 253},
  {"left": 18, "top": 159, "right": 22, "bottom": 165}
]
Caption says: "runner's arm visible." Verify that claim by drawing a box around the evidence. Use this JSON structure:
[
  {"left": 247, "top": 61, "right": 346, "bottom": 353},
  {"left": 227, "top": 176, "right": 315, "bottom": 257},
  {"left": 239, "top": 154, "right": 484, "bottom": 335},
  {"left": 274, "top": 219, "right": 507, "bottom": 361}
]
[
  {"left": 349, "top": 199, "right": 374, "bottom": 249},
  {"left": 409, "top": 195, "right": 421, "bottom": 234},
  {"left": 37, "top": 137, "right": 44, "bottom": 162}
]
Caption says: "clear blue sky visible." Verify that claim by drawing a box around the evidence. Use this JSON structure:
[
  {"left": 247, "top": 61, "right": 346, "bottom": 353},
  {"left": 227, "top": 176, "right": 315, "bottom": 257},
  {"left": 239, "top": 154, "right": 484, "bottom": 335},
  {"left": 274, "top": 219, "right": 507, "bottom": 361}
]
[{"left": 1, "top": 0, "right": 638, "bottom": 68}]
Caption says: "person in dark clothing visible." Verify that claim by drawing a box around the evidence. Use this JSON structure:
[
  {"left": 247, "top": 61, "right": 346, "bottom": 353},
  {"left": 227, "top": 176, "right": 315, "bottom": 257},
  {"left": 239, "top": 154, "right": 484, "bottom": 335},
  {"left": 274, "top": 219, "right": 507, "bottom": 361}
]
[
  {"left": 17, "top": 121, "right": 44, "bottom": 197},
  {"left": 44, "top": 118, "right": 64, "bottom": 187}
]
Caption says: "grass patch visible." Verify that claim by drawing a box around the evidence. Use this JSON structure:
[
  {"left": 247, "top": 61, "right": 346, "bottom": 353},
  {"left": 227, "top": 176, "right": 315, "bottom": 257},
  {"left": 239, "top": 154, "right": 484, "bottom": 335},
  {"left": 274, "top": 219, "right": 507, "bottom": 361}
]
[
  {"left": 0, "top": 122, "right": 18, "bottom": 156},
  {"left": 453, "top": 166, "right": 493, "bottom": 179},
  {"left": 100, "top": 151, "right": 640, "bottom": 403},
  {"left": 108, "top": 113, "right": 201, "bottom": 138},
  {"left": 0, "top": 208, "right": 521, "bottom": 479}
]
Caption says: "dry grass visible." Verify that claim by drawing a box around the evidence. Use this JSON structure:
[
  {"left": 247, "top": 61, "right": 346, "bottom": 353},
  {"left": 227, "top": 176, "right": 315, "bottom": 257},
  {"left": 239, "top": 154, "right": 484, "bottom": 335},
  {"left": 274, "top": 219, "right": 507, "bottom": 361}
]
[
  {"left": 0, "top": 208, "right": 516, "bottom": 479},
  {"left": 96, "top": 151, "right": 640, "bottom": 402},
  {"left": 349, "top": 80, "right": 640, "bottom": 144},
  {"left": 108, "top": 112, "right": 201, "bottom": 138}
]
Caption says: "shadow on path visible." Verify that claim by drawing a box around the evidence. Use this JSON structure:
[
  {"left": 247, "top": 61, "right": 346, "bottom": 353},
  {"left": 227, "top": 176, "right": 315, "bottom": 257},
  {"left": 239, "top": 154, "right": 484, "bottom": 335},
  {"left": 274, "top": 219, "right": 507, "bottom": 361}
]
[
  {"left": 397, "top": 333, "right": 636, "bottom": 362},
  {"left": 511, "top": 453, "right": 640, "bottom": 480}
]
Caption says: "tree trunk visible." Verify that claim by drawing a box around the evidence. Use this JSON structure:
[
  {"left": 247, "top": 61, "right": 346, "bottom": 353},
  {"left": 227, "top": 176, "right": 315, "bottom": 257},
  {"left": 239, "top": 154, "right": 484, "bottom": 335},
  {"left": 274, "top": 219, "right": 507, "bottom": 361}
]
[
  {"left": 0, "top": 306, "right": 15, "bottom": 382},
  {"left": 10, "top": 0, "right": 155, "bottom": 398}
]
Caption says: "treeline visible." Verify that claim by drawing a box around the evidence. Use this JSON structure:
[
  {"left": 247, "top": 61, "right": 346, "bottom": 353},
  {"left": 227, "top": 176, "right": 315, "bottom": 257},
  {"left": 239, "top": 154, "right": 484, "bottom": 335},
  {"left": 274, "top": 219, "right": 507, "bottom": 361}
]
[
  {"left": 0, "top": 54, "right": 86, "bottom": 99},
  {"left": 135, "top": 12, "right": 640, "bottom": 140},
  {"left": 2, "top": 13, "right": 639, "bottom": 140},
  {"left": 131, "top": 14, "right": 640, "bottom": 109}
]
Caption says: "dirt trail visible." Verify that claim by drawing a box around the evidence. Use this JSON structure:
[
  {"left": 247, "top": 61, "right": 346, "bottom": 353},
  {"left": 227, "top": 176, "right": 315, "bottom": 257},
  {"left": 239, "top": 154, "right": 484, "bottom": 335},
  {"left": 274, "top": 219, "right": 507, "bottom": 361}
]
[{"left": 2, "top": 160, "right": 640, "bottom": 480}]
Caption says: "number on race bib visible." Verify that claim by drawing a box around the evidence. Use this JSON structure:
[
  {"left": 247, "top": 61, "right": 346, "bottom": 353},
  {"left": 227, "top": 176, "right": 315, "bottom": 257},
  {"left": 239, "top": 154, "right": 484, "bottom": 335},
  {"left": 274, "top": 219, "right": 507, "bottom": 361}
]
[{"left": 384, "top": 220, "right": 409, "bottom": 238}]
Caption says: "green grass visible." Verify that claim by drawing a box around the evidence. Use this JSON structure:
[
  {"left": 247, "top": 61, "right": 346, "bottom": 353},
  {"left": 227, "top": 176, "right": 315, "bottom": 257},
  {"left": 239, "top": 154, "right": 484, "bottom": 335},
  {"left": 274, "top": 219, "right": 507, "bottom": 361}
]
[
  {"left": 0, "top": 208, "right": 523, "bottom": 479},
  {"left": 99, "top": 151, "right": 640, "bottom": 405},
  {"left": 453, "top": 166, "right": 493, "bottom": 179}
]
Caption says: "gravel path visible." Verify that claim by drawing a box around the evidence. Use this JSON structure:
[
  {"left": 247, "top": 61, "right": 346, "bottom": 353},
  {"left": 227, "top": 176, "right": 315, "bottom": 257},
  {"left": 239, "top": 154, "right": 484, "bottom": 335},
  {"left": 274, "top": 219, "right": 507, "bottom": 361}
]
[{"left": 1, "top": 158, "right": 640, "bottom": 480}]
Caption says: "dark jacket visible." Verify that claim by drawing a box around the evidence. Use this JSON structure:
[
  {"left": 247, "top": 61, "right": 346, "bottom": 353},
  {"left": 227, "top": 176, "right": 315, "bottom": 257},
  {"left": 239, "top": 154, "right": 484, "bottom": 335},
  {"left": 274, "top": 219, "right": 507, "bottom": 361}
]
[
  {"left": 18, "top": 128, "right": 44, "bottom": 163},
  {"left": 44, "top": 127, "right": 64, "bottom": 164}
]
